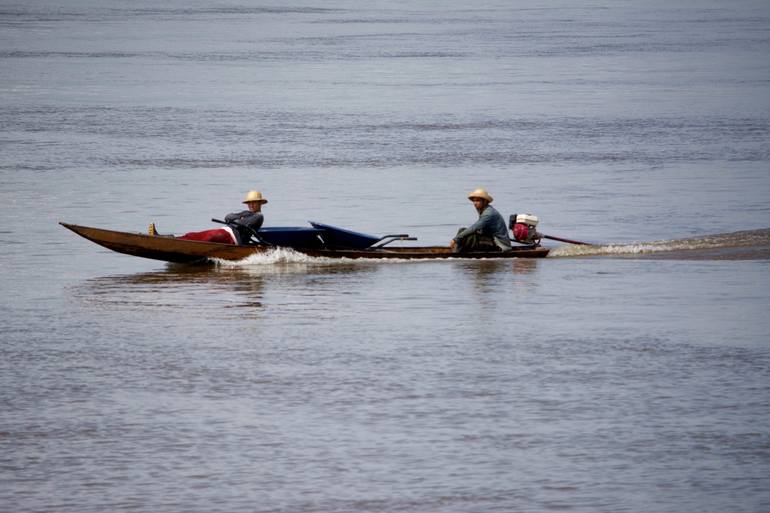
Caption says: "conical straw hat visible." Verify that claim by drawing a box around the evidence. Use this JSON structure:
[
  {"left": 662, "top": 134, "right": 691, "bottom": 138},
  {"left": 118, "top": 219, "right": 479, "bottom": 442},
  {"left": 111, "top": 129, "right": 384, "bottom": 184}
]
[
  {"left": 242, "top": 190, "right": 268, "bottom": 204},
  {"left": 467, "top": 188, "right": 493, "bottom": 203}
]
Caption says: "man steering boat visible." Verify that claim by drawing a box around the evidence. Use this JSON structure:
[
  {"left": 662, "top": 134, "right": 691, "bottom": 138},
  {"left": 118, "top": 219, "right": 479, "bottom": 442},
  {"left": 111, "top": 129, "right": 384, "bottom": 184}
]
[
  {"left": 148, "top": 190, "right": 267, "bottom": 244},
  {"left": 450, "top": 188, "right": 512, "bottom": 253}
]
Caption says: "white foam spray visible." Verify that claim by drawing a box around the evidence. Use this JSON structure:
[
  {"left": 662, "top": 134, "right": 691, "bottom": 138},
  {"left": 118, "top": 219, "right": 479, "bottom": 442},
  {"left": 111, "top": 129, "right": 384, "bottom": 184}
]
[{"left": 547, "top": 229, "right": 770, "bottom": 258}]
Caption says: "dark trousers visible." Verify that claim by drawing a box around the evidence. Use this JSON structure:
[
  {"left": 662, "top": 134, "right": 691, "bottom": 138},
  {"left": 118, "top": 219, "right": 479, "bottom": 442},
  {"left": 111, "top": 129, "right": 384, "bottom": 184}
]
[{"left": 455, "top": 228, "right": 500, "bottom": 252}]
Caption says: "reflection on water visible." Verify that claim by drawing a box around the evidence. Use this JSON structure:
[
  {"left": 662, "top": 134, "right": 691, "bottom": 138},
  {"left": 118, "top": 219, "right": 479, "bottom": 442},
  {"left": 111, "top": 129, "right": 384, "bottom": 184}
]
[
  {"left": 69, "top": 257, "right": 547, "bottom": 322},
  {"left": 70, "top": 259, "right": 379, "bottom": 314},
  {"left": 456, "top": 257, "right": 538, "bottom": 277},
  {"left": 509, "top": 257, "right": 539, "bottom": 276},
  {"left": 451, "top": 258, "right": 542, "bottom": 302}
]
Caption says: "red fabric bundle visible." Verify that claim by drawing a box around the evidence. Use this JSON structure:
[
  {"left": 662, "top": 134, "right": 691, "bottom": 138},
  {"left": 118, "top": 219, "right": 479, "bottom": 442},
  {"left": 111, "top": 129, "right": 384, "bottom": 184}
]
[{"left": 178, "top": 228, "right": 236, "bottom": 244}]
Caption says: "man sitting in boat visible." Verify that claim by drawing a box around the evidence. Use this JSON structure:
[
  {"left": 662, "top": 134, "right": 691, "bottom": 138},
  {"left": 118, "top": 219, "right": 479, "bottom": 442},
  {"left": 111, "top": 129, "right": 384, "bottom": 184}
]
[
  {"left": 148, "top": 190, "right": 267, "bottom": 245},
  {"left": 222, "top": 190, "right": 267, "bottom": 243},
  {"left": 450, "top": 188, "right": 512, "bottom": 253}
]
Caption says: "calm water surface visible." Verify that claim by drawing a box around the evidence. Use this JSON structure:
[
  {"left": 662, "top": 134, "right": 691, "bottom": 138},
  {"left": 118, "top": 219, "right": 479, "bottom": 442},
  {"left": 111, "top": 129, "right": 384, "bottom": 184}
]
[{"left": 1, "top": 1, "right": 770, "bottom": 512}]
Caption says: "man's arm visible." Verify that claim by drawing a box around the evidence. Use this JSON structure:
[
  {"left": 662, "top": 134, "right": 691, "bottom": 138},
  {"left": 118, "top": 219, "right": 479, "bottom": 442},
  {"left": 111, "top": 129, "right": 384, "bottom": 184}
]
[
  {"left": 240, "top": 212, "right": 264, "bottom": 231},
  {"left": 453, "top": 209, "right": 492, "bottom": 242},
  {"left": 224, "top": 210, "right": 249, "bottom": 223}
]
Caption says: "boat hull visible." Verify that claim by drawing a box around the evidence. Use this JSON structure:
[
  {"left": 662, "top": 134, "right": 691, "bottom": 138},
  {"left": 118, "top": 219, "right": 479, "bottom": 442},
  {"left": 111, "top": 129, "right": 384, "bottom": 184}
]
[
  {"left": 60, "top": 223, "right": 549, "bottom": 262},
  {"left": 302, "top": 246, "right": 550, "bottom": 260}
]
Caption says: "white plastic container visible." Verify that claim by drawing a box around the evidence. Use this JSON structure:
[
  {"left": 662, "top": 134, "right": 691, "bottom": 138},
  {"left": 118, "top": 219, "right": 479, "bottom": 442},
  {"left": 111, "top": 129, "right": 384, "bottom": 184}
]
[{"left": 515, "top": 213, "right": 539, "bottom": 227}]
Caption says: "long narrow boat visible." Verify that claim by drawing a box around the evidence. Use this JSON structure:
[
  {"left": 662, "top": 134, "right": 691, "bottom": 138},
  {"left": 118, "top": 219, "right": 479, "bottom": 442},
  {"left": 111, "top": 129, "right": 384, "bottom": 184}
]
[{"left": 60, "top": 222, "right": 550, "bottom": 263}]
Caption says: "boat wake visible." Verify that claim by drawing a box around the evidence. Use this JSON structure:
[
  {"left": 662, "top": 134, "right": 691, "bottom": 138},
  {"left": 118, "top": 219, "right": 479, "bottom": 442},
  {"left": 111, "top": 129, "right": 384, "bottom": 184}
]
[
  {"left": 212, "top": 246, "right": 510, "bottom": 267},
  {"left": 548, "top": 228, "right": 770, "bottom": 260},
  {"left": 216, "top": 248, "right": 325, "bottom": 267},
  {"left": 211, "top": 229, "right": 770, "bottom": 266},
  {"left": 213, "top": 247, "right": 336, "bottom": 266}
]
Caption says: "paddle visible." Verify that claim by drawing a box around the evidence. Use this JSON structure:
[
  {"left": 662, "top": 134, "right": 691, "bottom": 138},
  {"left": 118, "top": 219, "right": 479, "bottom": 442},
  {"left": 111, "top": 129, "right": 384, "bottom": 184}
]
[
  {"left": 211, "top": 218, "right": 270, "bottom": 246},
  {"left": 540, "top": 234, "right": 592, "bottom": 245}
]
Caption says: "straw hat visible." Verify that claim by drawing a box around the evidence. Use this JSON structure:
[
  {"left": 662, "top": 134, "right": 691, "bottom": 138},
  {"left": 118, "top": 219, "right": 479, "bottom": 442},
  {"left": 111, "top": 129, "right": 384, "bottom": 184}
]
[
  {"left": 467, "top": 188, "right": 493, "bottom": 203},
  {"left": 242, "top": 190, "right": 268, "bottom": 204}
]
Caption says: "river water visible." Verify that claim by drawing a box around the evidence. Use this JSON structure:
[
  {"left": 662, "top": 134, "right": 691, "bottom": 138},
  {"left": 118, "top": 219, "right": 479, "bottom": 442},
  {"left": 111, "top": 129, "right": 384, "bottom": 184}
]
[{"left": 1, "top": 1, "right": 770, "bottom": 512}]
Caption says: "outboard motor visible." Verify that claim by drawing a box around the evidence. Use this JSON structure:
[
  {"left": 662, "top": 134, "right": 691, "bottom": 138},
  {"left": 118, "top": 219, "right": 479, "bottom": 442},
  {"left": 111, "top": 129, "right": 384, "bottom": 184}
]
[{"left": 509, "top": 214, "right": 541, "bottom": 245}]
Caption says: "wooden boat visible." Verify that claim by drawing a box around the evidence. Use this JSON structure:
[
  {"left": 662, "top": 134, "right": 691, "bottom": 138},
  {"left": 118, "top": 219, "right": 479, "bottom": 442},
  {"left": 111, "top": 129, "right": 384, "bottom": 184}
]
[{"left": 60, "top": 222, "right": 550, "bottom": 263}]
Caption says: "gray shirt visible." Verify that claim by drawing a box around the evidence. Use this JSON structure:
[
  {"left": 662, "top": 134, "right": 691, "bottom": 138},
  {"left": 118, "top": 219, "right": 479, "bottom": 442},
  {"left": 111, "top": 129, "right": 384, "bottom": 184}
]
[
  {"left": 454, "top": 204, "right": 512, "bottom": 250},
  {"left": 224, "top": 210, "right": 264, "bottom": 244}
]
